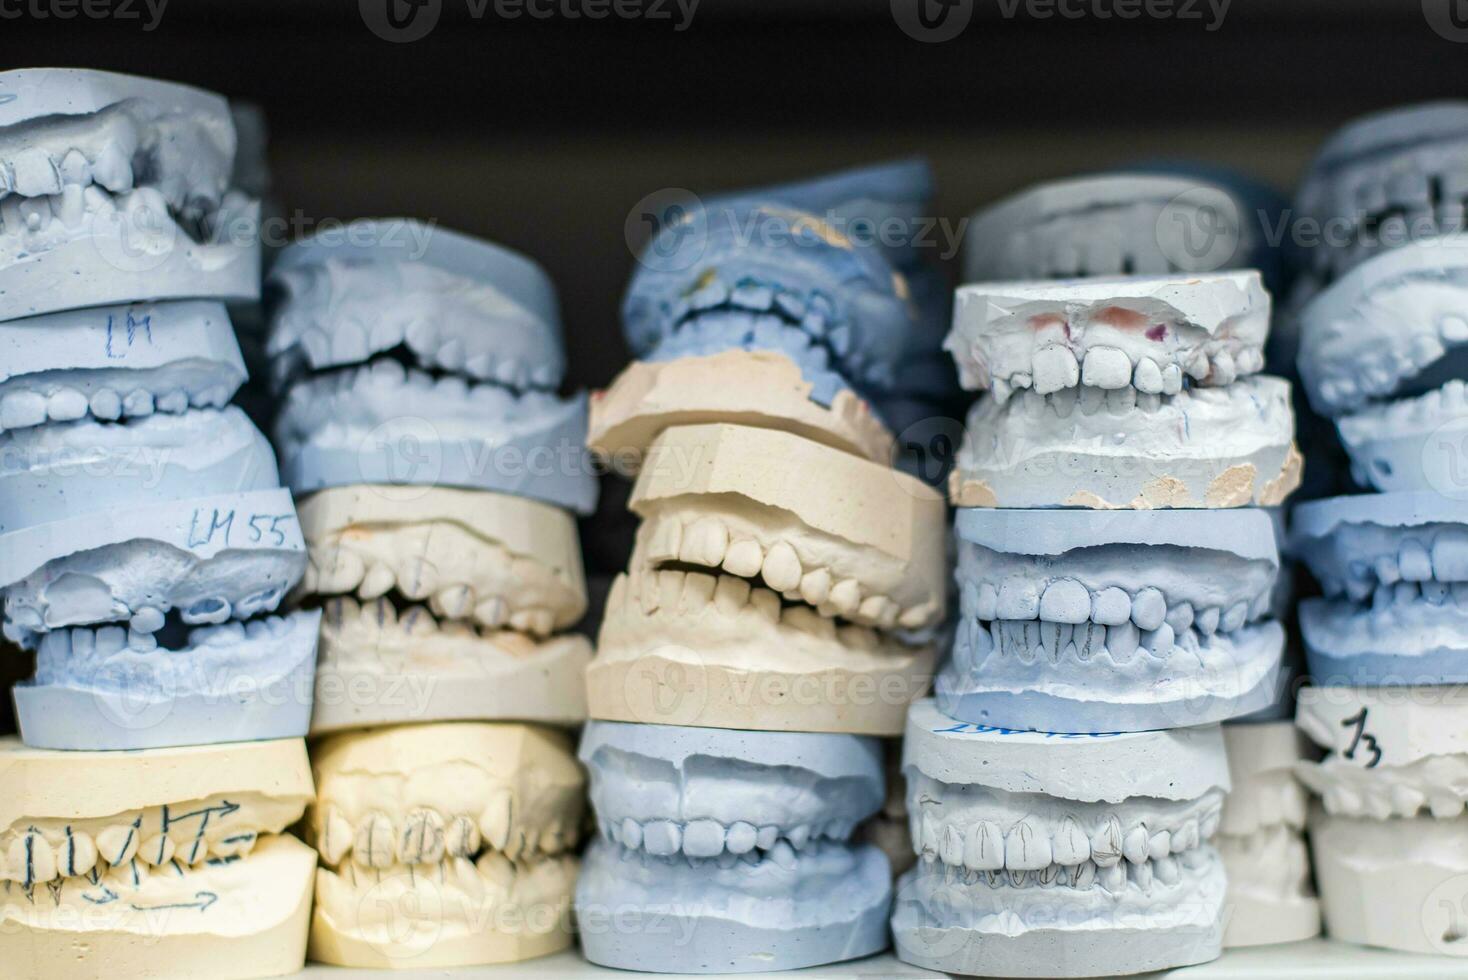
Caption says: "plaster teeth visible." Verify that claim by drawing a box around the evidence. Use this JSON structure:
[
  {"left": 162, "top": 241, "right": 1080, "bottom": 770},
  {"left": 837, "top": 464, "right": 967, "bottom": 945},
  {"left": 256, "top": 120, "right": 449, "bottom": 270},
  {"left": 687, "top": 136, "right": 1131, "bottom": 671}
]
[
  {"left": 430, "top": 584, "right": 474, "bottom": 619},
  {"left": 357, "top": 562, "right": 396, "bottom": 599},
  {"left": 1090, "top": 587, "right": 1132, "bottom": 626},
  {"left": 96, "top": 824, "right": 139, "bottom": 866},
  {"left": 1081, "top": 346, "right": 1132, "bottom": 389},
  {"left": 761, "top": 541, "right": 803, "bottom": 592},
  {"left": 58, "top": 832, "right": 98, "bottom": 878},
  {"left": 352, "top": 814, "right": 395, "bottom": 868},
  {"left": 722, "top": 538, "right": 763, "bottom": 578},
  {"left": 508, "top": 608, "right": 554, "bottom": 637},
  {"left": 1195, "top": 606, "right": 1220, "bottom": 635},
  {"left": 1161, "top": 363, "right": 1183, "bottom": 395},
  {"left": 1133, "top": 357, "right": 1163, "bottom": 394},
  {"left": 643, "top": 821, "right": 682, "bottom": 856},
  {"left": 1141, "top": 623, "right": 1175, "bottom": 658},
  {"left": 320, "top": 808, "right": 354, "bottom": 865},
  {"left": 1004, "top": 818, "right": 1051, "bottom": 870},
  {"left": 1053, "top": 817, "right": 1090, "bottom": 866},
  {"left": 1130, "top": 588, "right": 1167, "bottom": 631},
  {"left": 997, "top": 579, "right": 1041, "bottom": 620},
  {"left": 1032, "top": 345, "right": 1081, "bottom": 394},
  {"left": 129, "top": 606, "right": 165, "bottom": 633},
  {"left": 1122, "top": 825, "right": 1150, "bottom": 865},
  {"left": 965, "top": 821, "right": 1005, "bottom": 871},
  {"left": 479, "top": 791, "right": 514, "bottom": 852},
  {"left": 1078, "top": 385, "right": 1106, "bottom": 415},
  {"left": 681, "top": 518, "right": 728, "bottom": 567},
  {"left": 127, "top": 628, "right": 157, "bottom": 652},
  {"left": 8, "top": 149, "right": 61, "bottom": 196},
  {"left": 647, "top": 520, "right": 682, "bottom": 563},
  {"left": 747, "top": 587, "right": 781, "bottom": 622},
  {"left": 1165, "top": 603, "right": 1195, "bottom": 634},
  {"left": 1039, "top": 579, "right": 1091, "bottom": 624},
  {"left": 397, "top": 809, "right": 447, "bottom": 865},
  {"left": 474, "top": 596, "right": 508, "bottom": 628},
  {"left": 799, "top": 568, "right": 832, "bottom": 605},
  {"left": 829, "top": 578, "right": 862, "bottom": 616},
  {"left": 140, "top": 834, "right": 175, "bottom": 867}
]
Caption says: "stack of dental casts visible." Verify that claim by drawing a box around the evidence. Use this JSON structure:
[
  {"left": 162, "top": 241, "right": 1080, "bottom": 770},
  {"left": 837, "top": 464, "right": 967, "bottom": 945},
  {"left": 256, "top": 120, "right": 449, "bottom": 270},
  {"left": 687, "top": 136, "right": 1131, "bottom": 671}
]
[
  {"left": 576, "top": 162, "right": 949, "bottom": 973},
  {"left": 1287, "top": 102, "right": 1468, "bottom": 959},
  {"left": 263, "top": 220, "right": 597, "bottom": 968},
  {"left": 0, "top": 68, "right": 324, "bottom": 980},
  {"left": 887, "top": 175, "right": 1309, "bottom": 974}
]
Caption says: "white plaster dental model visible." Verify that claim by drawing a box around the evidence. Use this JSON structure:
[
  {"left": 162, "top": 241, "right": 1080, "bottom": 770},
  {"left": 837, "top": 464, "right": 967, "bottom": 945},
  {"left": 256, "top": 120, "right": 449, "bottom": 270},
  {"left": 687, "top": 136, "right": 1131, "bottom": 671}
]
[
  {"left": 962, "top": 173, "right": 1268, "bottom": 284},
  {"left": 0, "top": 736, "right": 316, "bottom": 980},
  {"left": 1295, "top": 101, "right": 1468, "bottom": 285},
  {"left": 892, "top": 699, "right": 1230, "bottom": 977},
  {"left": 576, "top": 720, "right": 891, "bottom": 973},
  {"left": 296, "top": 484, "right": 590, "bottom": 732},
  {"left": 939, "top": 507, "right": 1285, "bottom": 734},
  {"left": 306, "top": 722, "right": 584, "bottom": 969},
  {"left": 1217, "top": 721, "right": 1320, "bottom": 947},
  {"left": 0, "top": 69, "right": 260, "bottom": 322},
  {"left": 1293, "top": 491, "right": 1468, "bottom": 687},
  {"left": 588, "top": 421, "right": 945, "bottom": 735},
  {"left": 945, "top": 271, "right": 1301, "bottom": 509},
  {"left": 1297, "top": 234, "right": 1468, "bottom": 492},
  {"left": 0, "top": 300, "right": 245, "bottom": 432},
  {"left": 593, "top": 161, "right": 952, "bottom": 471},
  {"left": 267, "top": 219, "right": 596, "bottom": 514},
  {"left": 1295, "top": 685, "right": 1468, "bottom": 956}
]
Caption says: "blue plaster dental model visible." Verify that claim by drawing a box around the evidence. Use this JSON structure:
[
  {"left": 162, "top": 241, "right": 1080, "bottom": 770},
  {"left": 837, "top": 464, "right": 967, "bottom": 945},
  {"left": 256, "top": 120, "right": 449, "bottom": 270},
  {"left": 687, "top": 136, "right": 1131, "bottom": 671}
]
[
  {"left": 1297, "top": 233, "right": 1468, "bottom": 492},
  {"left": 937, "top": 508, "right": 1285, "bottom": 733},
  {"left": 0, "top": 313, "right": 316, "bottom": 749},
  {"left": 575, "top": 720, "right": 891, "bottom": 973},
  {"left": 1293, "top": 491, "right": 1468, "bottom": 687},
  {"left": 0, "top": 69, "right": 260, "bottom": 322},
  {"left": 892, "top": 700, "right": 1230, "bottom": 977},
  {"left": 593, "top": 161, "right": 950, "bottom": 468},
  {"left": 267, "top": 219, "right": 596, "bottom": 514}
]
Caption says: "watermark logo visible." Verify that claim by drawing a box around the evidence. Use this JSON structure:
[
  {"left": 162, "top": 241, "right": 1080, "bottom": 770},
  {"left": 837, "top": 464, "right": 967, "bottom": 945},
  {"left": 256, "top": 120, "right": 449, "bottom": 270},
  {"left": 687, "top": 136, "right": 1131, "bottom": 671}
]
[
  {"left": 620, "top": 644, "right": 711, "bottom": 725},
  {"left": 624, "top": 187, "right": 708, "bottom": 274},
  {"left": 1423, "top": 0, "right": 1468, "bottom": 42},
  {"left": 1156, "top": 186, "right": 1243, "bottom": 274},
  {"left": 0, "top": 0, "right": 168, "bottom": 31},
  {"left": 1423, "top": 875, "right": 1468, "bottom": 952},
  {"left": 358, "top": 417, "right": 445, "bottom": 502},
  {"left": 891, "top": 0, "right": 974, "bottom": 42},
  {"left": 1422, "top": 414, "right": 1468, "bottom": 502},
  {"left": 360, "top": 0, "right": 442, "bottom": 42}
]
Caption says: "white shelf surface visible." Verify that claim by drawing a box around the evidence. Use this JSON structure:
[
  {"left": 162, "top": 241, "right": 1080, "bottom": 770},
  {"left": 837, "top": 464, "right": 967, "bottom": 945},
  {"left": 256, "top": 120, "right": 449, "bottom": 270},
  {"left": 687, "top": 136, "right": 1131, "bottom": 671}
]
[{"left": 291, "top": 940, "right": 1467, "bottom": 978}]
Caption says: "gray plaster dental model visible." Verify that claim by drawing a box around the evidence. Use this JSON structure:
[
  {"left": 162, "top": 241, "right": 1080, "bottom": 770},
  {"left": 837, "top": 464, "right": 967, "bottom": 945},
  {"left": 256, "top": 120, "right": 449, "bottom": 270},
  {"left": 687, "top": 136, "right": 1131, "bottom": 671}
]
[
  {"left": 892, "top": 700, "right": 1230, "bottom": 978},
  {"left": 1295, "top": 101, "right": 1468, "bottom": 285},
  {"left": 1293, "top": 491, "right": 1468, "bottom": 687},
  {"left": 0, "top": 69, "right": 260, "bottom": 322},
  {"left": 938, "top": 508, "right": 1285, "bottom": 734},
  {"left": 1297, "top": 233, "right": 1468, "bottom": 492},
  {"left": 0, "top": 301, "right": 245, "bottom": 432},
  {"left": 297, "top": 484, "right": 591, "bottom": 733},
  {"left": 587, "top": 421, "right": 946, "bottom": 735},
  {"left": 267, "top": 219, "right": 595, "bottom": 514},
  {"left": 592, "top": 161, "right": 947, "bottom": 470},
  {"left": 1295, "top": 686, "right": 1468, "bottom": 956},
  {"left": 0, "top": 404, "right": 316, "bottom": 749},
  {"left": 946, "top": 272, "right": 1301, "bottom": 510},
  {"left": 576, "top": 720, "right": 890, "bottom": 973},
  {"left": 0, "top": 736, "right": 317, "bottom": 980},
  {"left": 961, "top": 172, "right": 1272, "bottom": 286},
  {"left": 1216, "top": 722, "right": 1320, "bottom": 947}
]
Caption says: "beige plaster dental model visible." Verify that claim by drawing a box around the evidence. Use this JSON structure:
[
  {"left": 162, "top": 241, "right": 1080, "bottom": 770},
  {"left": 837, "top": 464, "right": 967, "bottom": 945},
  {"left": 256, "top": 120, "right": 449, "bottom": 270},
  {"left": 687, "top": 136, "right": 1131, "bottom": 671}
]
[
  {"left": 945, "top": 272, "right": 1302, "bottom": 510},
  {"left": 1296, "top": 686, "right": 1468, "bottom": 956},
  {"left": 1218, "top": 722, "right": 1320, "bottom": 947},
  {"left": 296, "top": 485, "right": 591, "bottom": 732},
  {"left": 588, "top": 422, "right": 945, "bottom": 735},
  {"left": 0, "top": 736, "right": 315, "bottom": 980},
  {"left": 306, "top": 722, "right": 584, "bottom": 969}
]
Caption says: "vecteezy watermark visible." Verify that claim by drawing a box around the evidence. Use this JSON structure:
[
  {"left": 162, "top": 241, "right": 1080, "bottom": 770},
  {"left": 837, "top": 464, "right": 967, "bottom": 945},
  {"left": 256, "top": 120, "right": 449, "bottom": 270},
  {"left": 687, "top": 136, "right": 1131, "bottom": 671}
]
[
  {"left": 0, "top": 0, "right": 168, "bottom": 30},
  {"left": 891, "top": 0, "right": 1229, "bottom": 41},
  {"left": 360, "top": 0, "right": 698, "bottom": 43},
  {"left": 1423, "top": 0, "right": 1468, "bottom": 42}
]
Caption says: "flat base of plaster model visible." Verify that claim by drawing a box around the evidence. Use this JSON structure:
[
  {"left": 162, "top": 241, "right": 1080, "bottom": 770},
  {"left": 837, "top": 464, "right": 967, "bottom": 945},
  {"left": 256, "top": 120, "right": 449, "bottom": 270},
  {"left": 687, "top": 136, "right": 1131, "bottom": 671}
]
[
  {"left": 295, "top": 484, "right": 589, "bottom": 732},
  {"left": 589, "top": 348, "right": 895, "bottom": 469},
  {"left": 1218, "top": 722, "right": 1320, "bottom": 948},
  {"left": 576, "top": 721, "right": 890, "bottom": 973},
  {"left": 939, "top": 507, "right": 1285, "bottom": 733},
  {"left": 0, "top": 736, "right": 315, "bottom": 980},
  {"left": 306, "top": 722, "right": 584, "bottom": 969},
  {"left": 0, "top": 69, "right": 261, "bottom": 322},
  {"left": 587, "top": 422, "right": 944, "bottom": 734},
  {"left": 1294, "top": 492, "right": 1468, "bottom": 686},
  {"left": 1296, "top": 235, "right": 1468, "bottom": 492},
  {"left": 892, "top": 700, "right": 1229, "bottom": 978}
]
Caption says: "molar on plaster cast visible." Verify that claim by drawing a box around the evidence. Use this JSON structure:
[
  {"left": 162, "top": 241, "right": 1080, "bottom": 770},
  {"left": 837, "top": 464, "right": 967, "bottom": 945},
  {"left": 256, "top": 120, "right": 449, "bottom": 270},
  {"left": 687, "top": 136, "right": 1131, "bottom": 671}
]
[
  {"left": 576, "top": 720, "right": 891, "bottom": 973},
  {"left": 1295, "top": 686, "right": 1468, "bottom": 956},
  {"left": 1295, "top": 101, "right": 1468, "bottom": 285},
  {"left": 962, "top": 173, "right": 1272, "bottom": 285},
  {"left": 938, "top": 507, "right": 1285, "bottom": 734},
  {"left": 892, "top": 700, "right": 1230, "bottom": 978},
  {"left": 0, "top": 69, "right": 260, "bottom": 322},
  {"left": 1296, "top": 235, "right": 1468, "bottom": 491},
  {"left": 945, "top": 271, "right": 1270, "bottom": 404},
  {"left": 266, "top": 224, "right": 597, "bottom": 514},
  {"left": 594, "top": 161, "right": 948, "bottom": 469},
  {"left": 295, "top": 485, "right": 590, "bottom": 732},
  {"left": 586, "top": 422, "right": 945, "bottom": 735},
  {"left": 1217, "top": 722, "right": 1320, "bottom": 947},
  {"left": 0, "top": 736, "right": 316, "bottom": 980},
  {"left": 0, "top": 301, "right": 245, "bottom": 433},
  {"left": 307, "top": 722, "right": 584, "bottom": 969},
  {"left": 1293, "top": 492, "right": 1468, "bottom": 686}
]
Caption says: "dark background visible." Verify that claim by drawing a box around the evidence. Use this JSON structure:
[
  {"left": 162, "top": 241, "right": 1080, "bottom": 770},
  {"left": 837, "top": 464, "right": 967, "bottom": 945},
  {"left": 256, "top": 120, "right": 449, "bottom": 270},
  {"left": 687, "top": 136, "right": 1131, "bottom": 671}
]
[{"left": 8, "top": 0, "right": 1468, "bottom": 392}]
